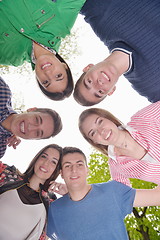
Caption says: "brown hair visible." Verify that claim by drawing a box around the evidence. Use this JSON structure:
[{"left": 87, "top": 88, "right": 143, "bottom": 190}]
[
  {"left": 23, "top": 144, "right": 63, "bottom": 191},
  {"left": 79, "top": 108, "right": 122, "bottom": 155},
  {"left": 61, "top": 146, "right": 87, "bottom": 169}
]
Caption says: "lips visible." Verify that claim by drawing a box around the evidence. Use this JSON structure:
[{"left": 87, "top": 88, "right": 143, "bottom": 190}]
[
  {"left": 20, "top": 121, "right": 25, "bottom": 134},
  {"left": 41, "top": 63, "right": 52, "bottom": 70},
  {"left": 39, "top": 166, "right": 48, "bottom": 173},
  {"left": 104, "top": 130, "right": 112, "bottom": 140},
  {"left": 101, "top": 71, "right": 110, "bottom": 82},
  {"left": 70, "top": 176, "right": 79, "bottom": 180}
]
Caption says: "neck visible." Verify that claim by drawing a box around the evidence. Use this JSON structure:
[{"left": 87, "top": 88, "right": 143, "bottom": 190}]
[
  {"left": 68, "top": 184, "right": 92, "bottom": 201},
  {"left": 33, "top": 42, "right": 53, "bottom": 59},
  {"left": 104, "top": 50, "right": 130, "bottom": 76},
  {"left": 29, "top": 174, "right": 45, "bottom": 191},
  {"left": 1, "top": 113, "right": 16, "bottom": 132},
  {"left": 114, "top": 129, "right": 147, "bottom": 159}
]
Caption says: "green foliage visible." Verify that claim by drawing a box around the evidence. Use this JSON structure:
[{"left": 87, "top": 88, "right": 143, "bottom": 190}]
[{"left": 88, "top": 150, "right": 160, "bottom": 240}]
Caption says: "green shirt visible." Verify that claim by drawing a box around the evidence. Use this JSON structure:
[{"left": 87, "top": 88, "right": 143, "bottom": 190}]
[{"left": 0, "top": 0, "right": 86, "bottom": 66}]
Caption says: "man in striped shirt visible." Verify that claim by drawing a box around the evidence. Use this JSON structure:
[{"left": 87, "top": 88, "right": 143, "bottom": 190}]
[{"left": 0, "top": 77, "right": 62, "bottom": 158}]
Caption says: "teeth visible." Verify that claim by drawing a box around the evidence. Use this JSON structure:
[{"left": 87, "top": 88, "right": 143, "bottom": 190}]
[
  {"left": 101, "top": 72, "right": 110, "bottom": 81},
  {"left": 40, "top": 167, "right": 47, "bottom": 173},
  {"left": 41, "top": 63, "right": 52, "bottom": 70},
  {"left": 20, "top": 122, "right": 25, "bottom": 133},
  {"left": 105, "top": 130, "right": 111, "bottom": 140}
]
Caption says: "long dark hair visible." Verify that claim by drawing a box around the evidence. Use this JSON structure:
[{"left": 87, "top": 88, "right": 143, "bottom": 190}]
[
  {"left": 23, "top": 144, "right": 63, "bottom": 191},
  {"left": 37, "top": 53, "right": 74, "bottom": 101}
]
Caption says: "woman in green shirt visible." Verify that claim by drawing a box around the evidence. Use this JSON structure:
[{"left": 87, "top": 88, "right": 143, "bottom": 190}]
[{"left": 0, "top": 0, "right": 86, "bottom": 100}]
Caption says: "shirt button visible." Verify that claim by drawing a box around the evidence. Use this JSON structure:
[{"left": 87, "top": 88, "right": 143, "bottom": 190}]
[
  {"left": 20, "top": 28, "right": 24, "bottom": 33},
  {"left": 41, "top": 9, "right": 45, "bottom": 14},
  {"left": 4, "top": 33, "right": 9, "bottom": 37}
]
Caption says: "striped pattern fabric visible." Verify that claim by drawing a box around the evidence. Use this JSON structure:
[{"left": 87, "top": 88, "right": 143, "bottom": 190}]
[
  {"left": 0, "top": 77, "right": 16, "bottom": 158},
  {"left": 109, "top": 101, "right": 160, "bottom": 186}
]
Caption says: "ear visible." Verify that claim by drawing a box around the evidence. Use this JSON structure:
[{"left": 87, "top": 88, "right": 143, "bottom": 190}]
[
  {"left": 107, "top": 86, "right": 116, "bottom": 96},
  {"left": 83, "top": 64, "right": 94, "bottom": 73},
  {"left": 60, "top": 169, "right": 63, "bottom": 179},
  {"left": 27, "top": 107, "right": 37, "bottom": 112}
]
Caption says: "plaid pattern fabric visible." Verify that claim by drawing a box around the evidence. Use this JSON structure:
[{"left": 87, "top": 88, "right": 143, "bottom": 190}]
[{"left": 0, "top": 77, "right": 17, "bottom": 158}]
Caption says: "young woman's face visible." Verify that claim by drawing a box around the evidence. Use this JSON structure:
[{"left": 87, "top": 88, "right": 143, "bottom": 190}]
[
  {"left": 81, "top": 114, "right": 119, "bottom": 146},
  {"left": 33, "top": 147, "right": 60, "bottom": 184},
  {"left": 35, "top": 54, "right": 68, "bottom": 93}
]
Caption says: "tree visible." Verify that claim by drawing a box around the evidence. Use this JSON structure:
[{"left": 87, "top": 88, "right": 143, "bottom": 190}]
[{"left": 87, "top": 150, "right": 160, "bottom": 240}]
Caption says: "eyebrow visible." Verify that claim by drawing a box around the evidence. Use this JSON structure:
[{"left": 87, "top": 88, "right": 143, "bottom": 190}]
[
  {"left": 42, "top": 152, "right": 59, "bottom": 161},
  {"left": 56, "top": 77, "right": 64, "bottom": 82},
  {"left": 62, "top": 160, "right": 84, "bottom": 166}
]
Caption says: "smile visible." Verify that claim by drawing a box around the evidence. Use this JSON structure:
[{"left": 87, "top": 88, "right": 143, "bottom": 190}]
[
  {"left": 41, "top": 63, "right": 52, "bottom": 70},
  {"left": 105, "top": 130, "right": 112, "bottom": 140},
  {"left": 20, "top": 121, "right": 25, "bottom": 134},
  {"left": 40, "top": 167, "right": 48, "bottom": 173},
  {"left": 101, "top": 71, "right": 110, "bottom": 81}
]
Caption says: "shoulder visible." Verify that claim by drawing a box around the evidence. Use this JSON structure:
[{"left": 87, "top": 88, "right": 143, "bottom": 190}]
[
  {"left": 131, "top": 102, "right": 160, "bottom": 120},
  {"left": 94, "top": 181, "right": 133, "bottom": 195}
]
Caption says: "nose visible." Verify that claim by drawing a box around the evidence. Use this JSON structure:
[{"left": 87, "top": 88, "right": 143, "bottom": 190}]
[
  {"left": 97, "top": 127, "right": 104, "bottom": 136},
  {"left": 28, "top": 124, "right": 39, "bottom": 131},
  {"left": 71, "top": 164, "right": 77, "bottom": 173},
  {"left": 97, "top": 78, "right": 104, "bottom": 85}
]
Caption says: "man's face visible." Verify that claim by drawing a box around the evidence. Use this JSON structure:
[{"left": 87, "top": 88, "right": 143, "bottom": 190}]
[
  {"left": 10, "top": 111, "right": 54, "bottom": 139},
  {"left": 61, "top": 152, "right": 88, "bottom": 189},
  {"left": 78, "top": 61, "right": 118, "bottom": 104}
]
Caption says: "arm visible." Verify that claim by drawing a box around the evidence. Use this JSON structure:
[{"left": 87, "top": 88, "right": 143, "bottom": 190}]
[{"left": 134, "top": 185, "right": 160, "bottom": 207}]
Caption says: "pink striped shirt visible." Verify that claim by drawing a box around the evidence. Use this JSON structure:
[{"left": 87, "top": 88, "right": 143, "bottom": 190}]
[{"left": 109, "top": 101, "right": 160, "bottom": 186}]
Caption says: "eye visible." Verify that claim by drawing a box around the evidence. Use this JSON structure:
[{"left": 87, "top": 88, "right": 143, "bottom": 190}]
[
  {"left": 41, "top": 154, "right": 47, "bottom": 159},
  {"left": 77, "top": 163, "right": 83, "bottom": 167},
  {"left": 98, "top": 119, "right": 103, "bottom": 125},
  {"left": 64, "top": 165, "right": 70, "bottom": 168},
  {"left": 56, "top": 73, "right": 62, "bottom": 78},
  {"left": 42, "top": 80, "right": 49, "bottom": 85},
  {"left": 50, "top": 160, "right": 57, "bottom": 165},
  {"left": 99, "top": 90, "right": 104, "bottom": 94}
]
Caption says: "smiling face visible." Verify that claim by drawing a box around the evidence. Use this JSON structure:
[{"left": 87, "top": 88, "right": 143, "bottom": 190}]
[
  {"left": 35, "top": 54, "right": 68, "bottom": 93},
  {"left": 61, "top": 152, "right": 88, "bottom": 190},
  {"left": 33, "top": 147, "right": 60, "bottom": 184},
  {"left": 78, "top": 61, "right": 119, "bottom": 104},
  {"left": 81, "top": 114, "right": 120, "bottom": 146},
  {"left": 10, "top": 112, "right": 54, "bottom": 139}
]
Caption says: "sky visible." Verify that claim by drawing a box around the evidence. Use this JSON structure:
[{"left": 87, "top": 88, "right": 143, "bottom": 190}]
[{"left": 1, "top": 15, "right": 150, "bottom": 174}]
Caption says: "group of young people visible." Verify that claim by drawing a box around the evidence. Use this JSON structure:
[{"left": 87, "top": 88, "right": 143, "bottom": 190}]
[{"left": 0, "top": 0, "right": 160, "bottom": 239}]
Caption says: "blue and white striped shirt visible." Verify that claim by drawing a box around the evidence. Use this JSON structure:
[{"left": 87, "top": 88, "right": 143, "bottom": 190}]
[{"left": 0, "top": 77, "right": 17, "bottom": 158}]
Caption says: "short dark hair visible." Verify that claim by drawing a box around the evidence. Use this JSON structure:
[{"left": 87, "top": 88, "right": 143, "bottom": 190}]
[
  {"left": 61, "top": 146, "right": 87, "bottom": 169},
  {"left": 37, "top": 53, "right": 74, "bottom": 101},
  {"left": 35, "top": 108, "right": 62, "bottom": 138},
  {"left": 73, "top": 73, "right": 99, "bottom": 106},
  {"left": 23, "top": 144, "right": 63, "bottom": 191}
]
